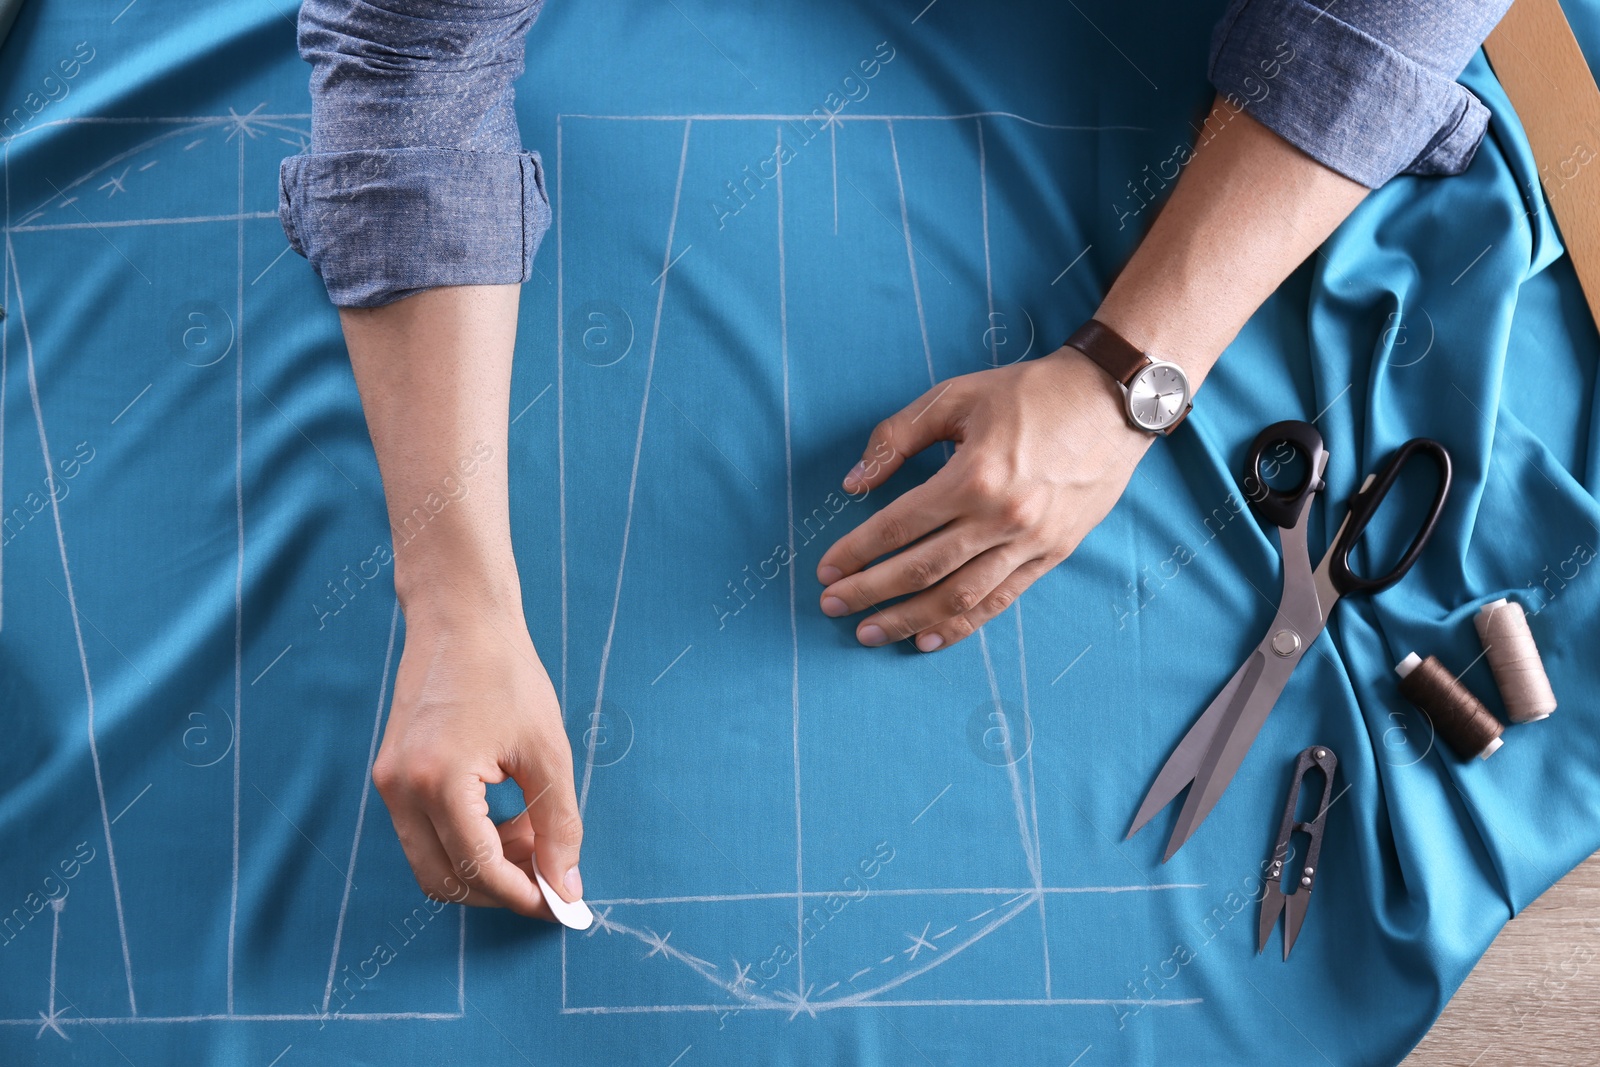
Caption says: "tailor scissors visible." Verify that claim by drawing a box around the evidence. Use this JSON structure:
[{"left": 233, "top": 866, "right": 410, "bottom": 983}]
[
  {"left": 1127, "top": 420, "right": 1451, "bottom": 861},
  {"left": 1258, "top": 745, "right": 1337, "bottom": 960}
]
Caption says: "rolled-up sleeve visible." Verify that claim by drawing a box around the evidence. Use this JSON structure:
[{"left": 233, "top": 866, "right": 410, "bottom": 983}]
[
  {"left": 1208, "top": 0, "right": 1515, "bottom": 189},
  {"left": 278, "top": 0, "right": 550, "bottom": 308}
]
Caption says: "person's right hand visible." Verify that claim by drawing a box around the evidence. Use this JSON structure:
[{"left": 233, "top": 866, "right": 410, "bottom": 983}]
[{"left": 371, "top": 601, "right": 584, "bottom": 921}]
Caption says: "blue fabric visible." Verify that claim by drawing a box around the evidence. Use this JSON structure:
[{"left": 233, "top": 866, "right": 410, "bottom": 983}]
[
  {"left": 3, "top": 2, "right": 1599, "bottom": 1066},
  {"left": 1209, "top": 0, "right": 1514, "bottom": 187}
]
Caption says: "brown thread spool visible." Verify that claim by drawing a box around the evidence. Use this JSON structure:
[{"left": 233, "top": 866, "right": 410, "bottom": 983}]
[
  {"left": 1394, "top": 652, "right": 1504, "bottom": 761},
  {"left": 1475, "top": 598, "right": 1558, "bottom": 723}
]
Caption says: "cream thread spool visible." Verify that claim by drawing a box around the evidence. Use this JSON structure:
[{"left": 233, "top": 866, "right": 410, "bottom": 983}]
[
  {"left": 1395, "top": 652, "right": 1504, "bottom": 761},
  {"left": 1475, "top": 597, "right": 1557, "bottom": 723}
]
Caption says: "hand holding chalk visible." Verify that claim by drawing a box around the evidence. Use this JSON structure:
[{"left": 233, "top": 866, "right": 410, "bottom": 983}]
[{"left": 533, "top": 857, "right": 593, "bottom": 930}]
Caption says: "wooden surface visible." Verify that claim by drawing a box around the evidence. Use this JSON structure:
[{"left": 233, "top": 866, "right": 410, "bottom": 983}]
[
  {"left": 1484, "top": 0, "right": 1600, "bottom": 329},
  {"left": 1404, "top": 852, "right": 1600, "bottom": 1066}
]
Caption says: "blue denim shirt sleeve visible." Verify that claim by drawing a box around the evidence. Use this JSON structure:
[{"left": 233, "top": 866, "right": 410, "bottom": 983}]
[
  {"left": 1208, "top": 0, "right": 1515, "bottom": 188},
  {"left": 277, "top": 0, "right": 551, "bottom": 309}
]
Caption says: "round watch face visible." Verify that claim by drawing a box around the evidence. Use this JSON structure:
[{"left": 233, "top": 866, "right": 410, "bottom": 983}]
[{"left": 1126, "top": 361, "right": 1191, "bottom": 431}]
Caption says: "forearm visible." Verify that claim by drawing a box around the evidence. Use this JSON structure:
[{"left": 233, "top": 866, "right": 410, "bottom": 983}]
[
  {"left": 1102, "top": 0, "right": 1517, "bottom": 391},
  {"left": 340, "top": 284, "right": 524, "bottom": 620},
  {"left": 281, "top": 1, "right": 580, "bottom": 920},
  {"left": 339, "top": 283, "right": 585, "bottom": 919},
  {"left": 1091, "top": 98, "right": 1369, "bottom": 394}
]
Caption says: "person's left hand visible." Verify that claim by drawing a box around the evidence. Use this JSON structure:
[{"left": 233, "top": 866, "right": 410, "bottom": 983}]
[{"left": 816, "top": 346, "right": 1156, "bottom": 651}]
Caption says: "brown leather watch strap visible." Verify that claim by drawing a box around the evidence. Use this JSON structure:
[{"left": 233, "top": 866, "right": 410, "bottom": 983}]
[{"left": 1065, "top": 319, "right": 1147, "bottom": 387}]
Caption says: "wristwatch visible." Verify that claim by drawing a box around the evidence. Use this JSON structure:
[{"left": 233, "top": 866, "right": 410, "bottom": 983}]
[{"left": 1065, "top": 319, "right": 1192, "bottom": 435}]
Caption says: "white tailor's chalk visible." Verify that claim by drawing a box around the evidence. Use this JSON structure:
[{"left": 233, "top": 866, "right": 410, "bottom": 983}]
[{"left": 533, "top": 859, "right": 593, "bottom": 931}]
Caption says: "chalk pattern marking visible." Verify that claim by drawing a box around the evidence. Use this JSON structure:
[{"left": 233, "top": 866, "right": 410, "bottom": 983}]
[
  {"left": 556, "top": 110, "right": 1204, "bottom": 1016},
  {"left": 1, "top": 109, "right": 465, "bottom": 1034},
  {"left": 0, "top": 105, "right": 1199, "bottom": 1034}
]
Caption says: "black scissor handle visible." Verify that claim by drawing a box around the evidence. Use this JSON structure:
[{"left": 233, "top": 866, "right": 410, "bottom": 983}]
[
  {"left": 1242, "top": 420, "right": 1328, "bottom": 530},
  {"left": 1327, "top": 437, "right": 1452, "bottom": 597}
]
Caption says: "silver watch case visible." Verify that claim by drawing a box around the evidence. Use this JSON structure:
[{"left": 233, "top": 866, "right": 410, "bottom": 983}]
[{"left": 1121, "top": 358, "right": 1192, "bottom": 435}]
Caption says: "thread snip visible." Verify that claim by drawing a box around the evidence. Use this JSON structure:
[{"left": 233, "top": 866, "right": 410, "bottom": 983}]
[
  {"left": 1475, "top": 598, "right": 1557, "bottom": 723},
  {"left": 1394, "top": 652, "right": 1504, "bottom": 761}
]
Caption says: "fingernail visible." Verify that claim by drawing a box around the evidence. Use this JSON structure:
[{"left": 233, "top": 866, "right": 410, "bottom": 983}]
[
  {"left": 916, "top": 633, "right": 944, "bottom": 652},
  {"left": 858, "top": 624, "right": 888, "bottom": 647},
  {"left": 843, "top": 462, "right": 865, "bottom": 489},
  {"left": 821, "top": 595, "right": 848, "bottom": 617},
  {"left": 818, "top": 565, "right": 842, "bottom": 585},
  {"left": 563, "top": 866, "right": 583, "bottom": 900}
]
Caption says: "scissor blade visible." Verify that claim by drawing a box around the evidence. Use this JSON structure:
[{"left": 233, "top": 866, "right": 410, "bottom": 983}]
[
  {"left": 1257, "top": 884, "right": 1285, "bottom": 954},
  {"left": 1283, "top": 888, "right": 1310, "bottom": 960},
  {"left": 1127, "top": 654, "right": 1260, "bottom": 840},
  {"left": 1163, "top": 645, "right": 1300, "bottom": 861}
]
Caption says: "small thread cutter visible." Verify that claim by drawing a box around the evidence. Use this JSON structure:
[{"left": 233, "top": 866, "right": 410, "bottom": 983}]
[{"left": 1258, "top": 745, "right": 1337, "bottom": 960}]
